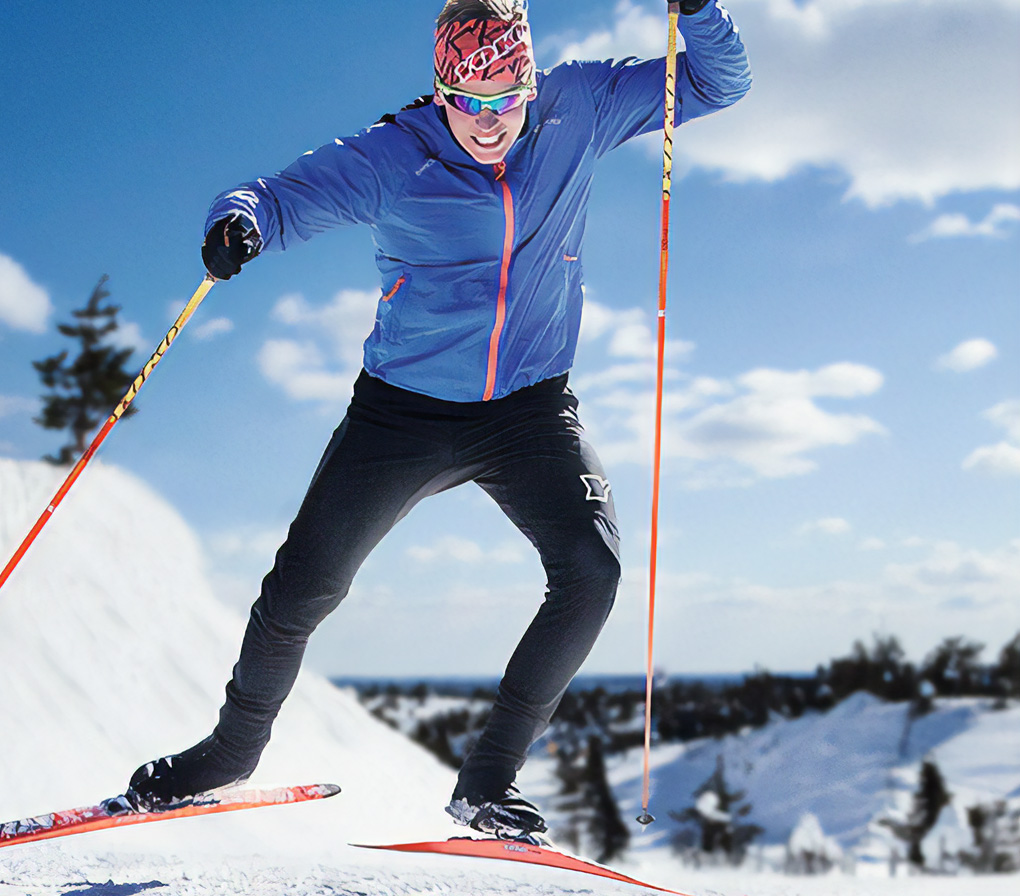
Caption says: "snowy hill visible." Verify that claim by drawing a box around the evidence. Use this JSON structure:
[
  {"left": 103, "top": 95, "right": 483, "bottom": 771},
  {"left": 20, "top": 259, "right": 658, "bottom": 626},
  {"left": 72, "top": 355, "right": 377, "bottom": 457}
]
[
  {"left": 0, "top": 458, "right": 457, "bottom": 853},
  {"left": 1, "top": 456, "right": 1017, "bottom": 895},
  {"left": 590, "top": 691, "right": 1020, "bottom": 859}
]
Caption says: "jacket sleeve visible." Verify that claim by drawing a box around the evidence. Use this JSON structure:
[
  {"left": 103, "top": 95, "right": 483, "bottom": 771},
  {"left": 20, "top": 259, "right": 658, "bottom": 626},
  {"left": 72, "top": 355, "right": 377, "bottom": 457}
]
[
  {"left": 203, "top": 122, "right": 409, "bottom": 253},
  {"left": 583, "top": 1, "right": 751, "bottom": 157}
]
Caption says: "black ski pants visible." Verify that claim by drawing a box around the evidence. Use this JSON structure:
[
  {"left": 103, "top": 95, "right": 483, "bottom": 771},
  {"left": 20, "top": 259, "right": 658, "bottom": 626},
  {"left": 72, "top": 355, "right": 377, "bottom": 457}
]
[{"left": 213, "top": 370, "right": 621, "bottom": 801}]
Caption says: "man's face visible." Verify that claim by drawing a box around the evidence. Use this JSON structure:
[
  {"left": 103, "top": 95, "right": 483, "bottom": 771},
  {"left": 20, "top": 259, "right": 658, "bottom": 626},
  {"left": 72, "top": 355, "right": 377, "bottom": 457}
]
[{"left": 435, "top": 79, "right": 536, "bottom": 165}]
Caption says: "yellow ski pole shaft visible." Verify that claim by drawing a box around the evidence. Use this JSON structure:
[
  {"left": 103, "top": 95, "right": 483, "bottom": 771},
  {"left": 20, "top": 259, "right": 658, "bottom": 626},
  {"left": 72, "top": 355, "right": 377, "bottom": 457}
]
[
  {"left": 638, "top": 1, "right": 680, "bottom": 828},
  {"left": 0, "top": 274, "right": 216, "bottom": 594}
]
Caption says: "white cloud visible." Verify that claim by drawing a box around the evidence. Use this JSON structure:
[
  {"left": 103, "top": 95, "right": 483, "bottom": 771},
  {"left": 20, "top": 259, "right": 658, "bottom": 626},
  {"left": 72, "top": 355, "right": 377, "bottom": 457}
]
[
  {"left": 208, "top": 526, "right": 285, "bottom": 560},
  {"left": 912, "top": 203, "right": 1020, "bottom": 242},
  {"left": 576, "top": 297, "right": 886, "bottom": 485},
  {"left": 106, "top": 319, "right": 147, "bottom": 354},
  {"left": 552, "top": 0, "right": 1020, "bottom": 207},
  {"left": 0, "top": 395, "right": 36, "bottom": 419},
  {"left": 963, "top": 442, "right": 1020, "bottom": 477},
  {"left": 604, "top": 536, "right": 1020, "bottom": 672},
  {"left": 0, "top": 253, "right": 52, "bottom": 333},
  {"left": 798, "top": 517, "right": 851, "bottom": 536},
  {"left": 883, "top": 539, "right": 1020, "bottom": 603},
  {"left": 935, "top": 338, "right": 998, "bottom": 373},
  {"left": 271, "top": 289, "right": 377, "bottom": 371},
  {"left": 676, "top": 382, "right": 885, "bottom": 480},
  {"left": 577, "top": 308, "right": 886, "bottom": 482},
  {"left": 192, "top": 317, "right": 235, "bottom": 340},
  {"left": 738, "top": 363, "right": 883, "bottom": 399},
  {"left": 963, "top": 399, "right": 1020, "bottom": 476},
  {"left": 257, "top": 339, "right": 351, "bottom": 403},
  {"left": 258, "top": 289, "right": 379, "bottom": 406},
  {"left": 407, "top": 535, "right": 526, "bottom": 565},
  {"left": 859, "top": 537, "right": 886, "bottom": 551}
]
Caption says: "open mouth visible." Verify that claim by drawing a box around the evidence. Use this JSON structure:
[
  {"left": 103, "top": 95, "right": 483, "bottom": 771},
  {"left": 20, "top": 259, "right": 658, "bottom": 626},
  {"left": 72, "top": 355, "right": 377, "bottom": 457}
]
[{"left": 471, "top": 131, "right": 507, "bottom": 150}]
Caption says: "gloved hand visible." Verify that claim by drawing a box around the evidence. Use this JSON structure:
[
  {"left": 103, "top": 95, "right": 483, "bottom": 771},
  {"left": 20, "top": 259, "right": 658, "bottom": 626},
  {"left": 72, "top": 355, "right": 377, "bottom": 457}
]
[
  {"left": 671, "top": 0, "right": 713, "bottom": 14},
  {"left": 201, "top": 216, "right": 261, "bottom": 281}
]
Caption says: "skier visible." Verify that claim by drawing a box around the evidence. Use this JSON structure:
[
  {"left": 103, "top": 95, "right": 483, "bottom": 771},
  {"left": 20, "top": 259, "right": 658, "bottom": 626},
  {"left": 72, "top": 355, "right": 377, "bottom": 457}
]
[{"left": 128, "top": 0, "right": 750, "bottom": 840}]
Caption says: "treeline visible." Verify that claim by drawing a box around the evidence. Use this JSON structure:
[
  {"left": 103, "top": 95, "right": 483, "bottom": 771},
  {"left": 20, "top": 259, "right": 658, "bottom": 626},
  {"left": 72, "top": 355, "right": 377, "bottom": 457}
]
[
  {"left": 550, "top": 630, "right": 1020, "bottom": 753},
  {"left": 357, "top": 630, "right": 1020, "bottom": 768}
]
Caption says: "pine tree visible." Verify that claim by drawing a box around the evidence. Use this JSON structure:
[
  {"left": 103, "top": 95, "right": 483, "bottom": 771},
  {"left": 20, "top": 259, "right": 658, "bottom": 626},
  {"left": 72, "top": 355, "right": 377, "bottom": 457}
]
[
  {"left": 33, "top": 276, "right": 137, "bottom": 464},
  {"left": 584, "top": 736, "right": 629, "bottom": 863},
  {"left": 921, "top": 637, "right": 985, "bottom": 695},
  {"left": 671, "top": 755, "right": 762, "bottom": 864},
  {"left": 994, "top": 631, "right": 1020, "bottom": 698},
  {"left": 548, "top": 736, "right": 628, "bottom": 861},
  {"left": 880, "top": 757, "right": 952, "bottom": 867}
]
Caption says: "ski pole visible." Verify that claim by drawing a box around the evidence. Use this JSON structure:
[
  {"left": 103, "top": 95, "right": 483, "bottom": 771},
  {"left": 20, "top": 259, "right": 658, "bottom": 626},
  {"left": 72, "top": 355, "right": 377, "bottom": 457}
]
[
  {"left": 637, "top": 1, "right": 680, "bottom": 828},
  {"left": 0, "top": 274, "right": 216, "bottom": 594}
]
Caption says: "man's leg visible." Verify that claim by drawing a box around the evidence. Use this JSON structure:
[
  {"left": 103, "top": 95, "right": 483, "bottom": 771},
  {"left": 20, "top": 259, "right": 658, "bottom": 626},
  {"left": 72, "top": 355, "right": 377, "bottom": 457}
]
[
  {"left": 452, "top": 383, "right": 621, "bottom": 810},
  {"left": 129, "top": 374, "right": 462, "bottom": 805}
]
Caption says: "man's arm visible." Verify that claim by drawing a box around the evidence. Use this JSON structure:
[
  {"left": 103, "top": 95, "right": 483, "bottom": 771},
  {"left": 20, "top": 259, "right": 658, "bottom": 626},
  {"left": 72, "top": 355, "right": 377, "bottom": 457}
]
[
  {"left": 203, "top": 123, "right": 410, "bottom": 261},
  {"left": 579, "top": 1, "right": 751, "bottom": 157}
]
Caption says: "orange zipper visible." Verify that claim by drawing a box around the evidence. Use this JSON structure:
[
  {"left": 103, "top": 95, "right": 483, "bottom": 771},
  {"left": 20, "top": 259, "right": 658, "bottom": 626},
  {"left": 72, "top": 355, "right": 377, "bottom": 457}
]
[
  {"left": 484, "top": 163, "right": 514, "bottom": 401},
  {"left": 381, "top": 275, "right": 406, "bottom": 302}
]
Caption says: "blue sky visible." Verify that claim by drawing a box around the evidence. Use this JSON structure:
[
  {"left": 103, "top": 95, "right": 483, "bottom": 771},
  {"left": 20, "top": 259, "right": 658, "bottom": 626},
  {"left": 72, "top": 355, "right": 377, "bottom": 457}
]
[{"left": 1, "top": 0, "right": 1018, "bottom": 678}]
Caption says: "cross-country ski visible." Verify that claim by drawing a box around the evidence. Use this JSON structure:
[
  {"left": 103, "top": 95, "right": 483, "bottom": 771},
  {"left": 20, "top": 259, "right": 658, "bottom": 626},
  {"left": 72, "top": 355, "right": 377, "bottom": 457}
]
[
  {"left": 0, "top": 784, "right": 340, "bottom": 849},
  {"left": 354, "top": 837, "right": 694, "bottom": 895}
]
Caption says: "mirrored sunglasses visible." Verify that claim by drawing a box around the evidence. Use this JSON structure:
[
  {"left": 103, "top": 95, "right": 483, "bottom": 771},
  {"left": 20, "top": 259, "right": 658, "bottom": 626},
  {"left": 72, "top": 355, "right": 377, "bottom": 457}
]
[{"left": 436, "top": 80, "right": 532, "bottom": 117}]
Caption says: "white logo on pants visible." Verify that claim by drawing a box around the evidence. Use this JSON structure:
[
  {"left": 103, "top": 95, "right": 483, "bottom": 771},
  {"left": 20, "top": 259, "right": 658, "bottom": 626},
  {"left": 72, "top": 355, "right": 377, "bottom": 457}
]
[{"left": 580, "top": 474, "right": 611, "bottom": 503}]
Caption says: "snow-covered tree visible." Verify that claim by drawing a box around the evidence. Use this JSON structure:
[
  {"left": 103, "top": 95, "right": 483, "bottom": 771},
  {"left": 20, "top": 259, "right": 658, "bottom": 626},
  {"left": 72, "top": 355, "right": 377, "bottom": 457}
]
[
  {"left": 786, "top": 812, "right": 842, "bottom": 874},
  {"left": 671, "top": 755, "right": 762, "bottom": 864},
  {"left": 960, "top": 800, "right": 1020, "bottom": 873}
]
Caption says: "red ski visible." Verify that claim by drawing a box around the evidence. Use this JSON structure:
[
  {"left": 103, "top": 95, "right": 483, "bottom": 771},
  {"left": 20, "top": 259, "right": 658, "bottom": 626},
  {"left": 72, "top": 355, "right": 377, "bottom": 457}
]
[
  {"left": 0, "top": 782, "right": 340, "bottom": 848},
  {"left": 353, "top": 837, "right": 693, "bottom": 895}
]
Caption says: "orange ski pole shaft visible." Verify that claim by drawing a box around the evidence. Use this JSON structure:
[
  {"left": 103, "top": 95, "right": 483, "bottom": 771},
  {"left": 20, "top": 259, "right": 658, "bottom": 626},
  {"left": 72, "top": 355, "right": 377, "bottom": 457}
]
[
  {"left": 638, "top": 1, "right": 680, "bottom": 827},
  {"left": 0, "top": 275, "right": 216, "bottom": 594}
]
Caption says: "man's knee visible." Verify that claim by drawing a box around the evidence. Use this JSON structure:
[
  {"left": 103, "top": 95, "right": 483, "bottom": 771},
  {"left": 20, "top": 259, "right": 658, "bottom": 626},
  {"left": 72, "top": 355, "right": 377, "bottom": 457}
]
[{"left": 552, "top": 534, "right": 620, "bottom": 612}]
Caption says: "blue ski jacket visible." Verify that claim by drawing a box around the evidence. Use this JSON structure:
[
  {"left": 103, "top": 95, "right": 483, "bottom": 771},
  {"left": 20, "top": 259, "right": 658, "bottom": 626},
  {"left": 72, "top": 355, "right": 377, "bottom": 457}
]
[{"left": 206, "top": 2, "right": 751, "bottom": 402}]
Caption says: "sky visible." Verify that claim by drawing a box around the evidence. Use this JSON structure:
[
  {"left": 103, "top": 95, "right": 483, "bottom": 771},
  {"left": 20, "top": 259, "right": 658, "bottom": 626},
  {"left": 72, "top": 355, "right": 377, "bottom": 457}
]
[{"left": 1, "top": 0, "right": 1018, "bottom": 679}]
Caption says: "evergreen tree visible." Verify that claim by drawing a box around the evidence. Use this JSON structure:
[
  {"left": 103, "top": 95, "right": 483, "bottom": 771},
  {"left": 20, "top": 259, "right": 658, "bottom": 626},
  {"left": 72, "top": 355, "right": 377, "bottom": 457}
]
[
  {"left": 993, "top": 631, "right": 1020, "bottom": 697},
  {"left": 921, "top": 637, "right": 985, "bottom": 696},
  {"left": 961, "top": 800, "right": 1020, "bottom": 873},
  {"left": 881, "top": 757, "right": 952, "bottom": 867},
  {"left": 670, "top": 755, "right": 762, "bottom": 864},
  {"left": 33, "top": 276, "right": 137, "bottom": 464},
  {"left": 584, "top": 736, "right": 629, "bottom": 863},
  {"left": 549, "top": 736, "right": 629, "bottom": 861}
]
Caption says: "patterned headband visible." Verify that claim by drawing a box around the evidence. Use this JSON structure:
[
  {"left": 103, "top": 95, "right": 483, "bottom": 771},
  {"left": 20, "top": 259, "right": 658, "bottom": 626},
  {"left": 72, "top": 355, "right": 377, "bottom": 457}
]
[{"left": 434, "top": 14, "right": 536, "bottom": 88}]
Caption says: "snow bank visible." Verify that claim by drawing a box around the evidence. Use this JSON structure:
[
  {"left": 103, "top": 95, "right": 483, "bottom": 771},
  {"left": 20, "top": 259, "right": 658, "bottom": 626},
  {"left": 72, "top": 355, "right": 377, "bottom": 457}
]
[
  {"left": 0, "top": 458, "right": 457, "bottom": 856},
  {"left": 601, "top": 690, "right": 1020, "bottom": 859}
]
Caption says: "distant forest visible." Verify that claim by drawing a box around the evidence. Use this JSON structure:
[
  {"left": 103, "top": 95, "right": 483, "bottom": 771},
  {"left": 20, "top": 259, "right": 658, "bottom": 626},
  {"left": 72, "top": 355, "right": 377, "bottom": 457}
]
[{"left": 354, "top": 631, "right": 1020, "bottom": 764}]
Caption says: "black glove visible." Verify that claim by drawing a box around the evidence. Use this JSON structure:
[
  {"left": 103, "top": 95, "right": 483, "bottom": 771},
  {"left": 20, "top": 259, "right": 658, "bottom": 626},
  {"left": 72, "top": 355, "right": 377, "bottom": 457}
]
[
  {"left": 201, "top": 216, "right": 261, "bottom": 281},
  {"left": 673, "top": 0, "right": 713, "bottom": 14}
]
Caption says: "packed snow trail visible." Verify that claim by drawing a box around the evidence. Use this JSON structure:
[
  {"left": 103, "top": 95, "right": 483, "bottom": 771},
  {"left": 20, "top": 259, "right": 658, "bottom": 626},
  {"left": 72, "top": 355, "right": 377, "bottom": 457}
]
[{"left": 1, "top": 845, "right": 1019, "bottom": 896}]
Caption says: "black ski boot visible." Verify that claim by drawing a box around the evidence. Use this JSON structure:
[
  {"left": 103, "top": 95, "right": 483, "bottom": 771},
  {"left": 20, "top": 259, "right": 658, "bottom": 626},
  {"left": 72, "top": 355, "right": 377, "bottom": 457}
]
[
  {"left": 126, "top": 733, "right": 258, "bottom": 811},
  {"left": 446, "top": 784, "right": 549, "bottom": 844}
]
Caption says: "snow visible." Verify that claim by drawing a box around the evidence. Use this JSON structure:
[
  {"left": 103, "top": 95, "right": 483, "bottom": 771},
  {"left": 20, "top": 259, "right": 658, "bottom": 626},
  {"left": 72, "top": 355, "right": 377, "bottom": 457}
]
[{"left": 1, "top": 457, "right": 1018, "bottom": 895}]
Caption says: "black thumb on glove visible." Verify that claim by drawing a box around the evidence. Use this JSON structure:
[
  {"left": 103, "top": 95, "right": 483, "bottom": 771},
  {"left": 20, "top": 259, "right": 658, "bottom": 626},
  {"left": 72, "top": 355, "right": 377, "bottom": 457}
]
[
  {"left": 202, "top": 217, "right": 260, "bottom": 281},
  {"left": 674, "top": 0, "right": 713, "bottom": 14}
]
